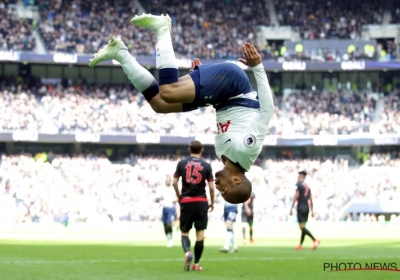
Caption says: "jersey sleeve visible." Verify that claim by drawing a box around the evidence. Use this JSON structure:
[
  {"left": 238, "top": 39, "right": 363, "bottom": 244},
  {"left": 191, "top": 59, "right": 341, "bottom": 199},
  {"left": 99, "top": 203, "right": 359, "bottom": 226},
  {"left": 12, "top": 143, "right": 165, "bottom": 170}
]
[
  {"left": 206, "top": 163, "right": 214, "bottom": 182},
  {"left": 251, "top": 63, "right": 275, "bottom": 125},
  {"left": 173, "top": 161, "right": 182, "bottom": 178}
]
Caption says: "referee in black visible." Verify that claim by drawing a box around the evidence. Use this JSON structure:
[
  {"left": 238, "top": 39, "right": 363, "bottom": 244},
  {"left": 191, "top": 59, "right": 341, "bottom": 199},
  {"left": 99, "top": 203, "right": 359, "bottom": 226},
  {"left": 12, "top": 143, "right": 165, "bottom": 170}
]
[{"left": 289, "top": 170, "right": 320, "bottom": 250}]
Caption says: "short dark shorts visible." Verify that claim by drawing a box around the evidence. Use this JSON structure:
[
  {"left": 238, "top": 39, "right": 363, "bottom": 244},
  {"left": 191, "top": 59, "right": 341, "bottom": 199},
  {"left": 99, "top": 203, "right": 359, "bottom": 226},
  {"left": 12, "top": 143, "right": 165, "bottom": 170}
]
[
  {"left": 180, "top": 201, "right": 209, "bottom": 232},
  {"left": 241, "top": 212, "right": 254, "bottom": 224},
  {"left": 297, "top": 211, "right": 309, "bottom": 223}
]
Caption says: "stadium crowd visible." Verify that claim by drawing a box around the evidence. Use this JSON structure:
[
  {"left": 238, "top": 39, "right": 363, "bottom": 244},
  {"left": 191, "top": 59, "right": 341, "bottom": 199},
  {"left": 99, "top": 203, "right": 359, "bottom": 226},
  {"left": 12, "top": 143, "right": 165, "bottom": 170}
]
[
  {"left": 0, "top": 152, "right": 399, "bottom": 225},
  {"left": 274, "top": 0, "right": 383, "bottom": 40},
  {"left": 36, "top": 0, "right": 269, "bottom": 60},
  {"left": 4, "top": 78, "right": 400, "bottom": 136},
  {"left": 275, "top": 91, "right": 376, "bottom": 135},
  {"left": 375, "top": 89, "right": 400, "bottom": 134},
  {"left": 2, "top": 0, "right": 399, "bottom": 61},
  {"left": 0, "top": 0, "right": 36, "bottom": 51}
]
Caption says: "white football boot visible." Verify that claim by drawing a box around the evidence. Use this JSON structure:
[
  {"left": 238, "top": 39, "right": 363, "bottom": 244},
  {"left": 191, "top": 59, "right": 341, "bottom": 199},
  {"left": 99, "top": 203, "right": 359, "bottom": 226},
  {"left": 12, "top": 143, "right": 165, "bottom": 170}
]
[
  {"left": 130, "top": 13, "right": 171, "bottom": 35},
  {"left": 88, "top": 36, "right": 128, "bottom": 67}
]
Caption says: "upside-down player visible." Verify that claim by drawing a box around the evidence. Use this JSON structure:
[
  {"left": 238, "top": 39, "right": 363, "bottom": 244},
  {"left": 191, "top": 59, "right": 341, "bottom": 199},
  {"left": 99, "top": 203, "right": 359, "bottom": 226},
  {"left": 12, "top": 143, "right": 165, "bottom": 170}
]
[{"left": 89, "top": 13, "right": 275, "bottom": 204}]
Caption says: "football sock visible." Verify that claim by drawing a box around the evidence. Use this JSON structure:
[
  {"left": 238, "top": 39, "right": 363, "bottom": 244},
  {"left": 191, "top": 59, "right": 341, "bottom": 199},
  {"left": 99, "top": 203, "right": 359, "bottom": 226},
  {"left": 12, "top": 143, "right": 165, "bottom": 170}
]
[
  {"left": 114, "top": 49, "right": 159, "bottom": 102},
  {"left": 194, "top": 240, "right": 204, "bottom": 263},
  {"left": 249, "top": 225, "right": 253, "bottom": 240},
  {"left": 181, "top": 235, "right": 191, "bottom": 253},
  {"left": 156, "top": 26, "right": 178, "bottom": 85},
  {"left": 224, "top": 229, "right": 233, "bottom": 249},
  {"left": 231, "top": 230, "right": 237, "bottom": 249},
  {"left": 303, "top": 228, "right": 315, "bottom": 240},
  {"left": 300, "top": 228, "right": 306, "bottom": 245},
  {"left": 242, "top": 227, "right": 246, "bottom": 240}
]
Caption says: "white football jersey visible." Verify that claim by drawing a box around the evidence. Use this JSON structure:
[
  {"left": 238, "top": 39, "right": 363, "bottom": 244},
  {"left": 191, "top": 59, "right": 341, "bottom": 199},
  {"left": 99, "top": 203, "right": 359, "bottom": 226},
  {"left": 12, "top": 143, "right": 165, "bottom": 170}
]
[
  {"left": 214, "top": 64, "right": 274, "bottom": 172},
  {"left": 158, "top": 186, "right": 176, "bottom": 208}
]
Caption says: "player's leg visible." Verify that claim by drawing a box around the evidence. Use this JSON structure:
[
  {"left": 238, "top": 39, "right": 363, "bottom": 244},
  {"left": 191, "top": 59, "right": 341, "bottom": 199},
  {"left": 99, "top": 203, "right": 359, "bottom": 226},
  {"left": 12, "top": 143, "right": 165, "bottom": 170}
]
[
  {"left": 179, "top": 203, "right": 193, "bottom": 271},
  {"left": 131, "top": 14, "right": 197, "bottom": 106},
  {"left": 192, "top": 230, "right": 205, "bottom": 271},
  {"left": 248, "top": 216, "right": 254, "bottom": 243},
  {"left": 241, "top": 212, "right": 248, "bottom": 244},
  {"left": 192, "top": 201, "right": 209, "bottom": 271},
  {"left": 165, "top": 208, "right": 174, "bottom": 247},
  {"left": 88, "top": 37, "right": 184, "bottom": 113},
  {"left": 297, "top": 221, "right": 306, "bottom": 250},
  {"left": 162, "top": 208, "right": 168, "bottom": 236},
  {"left": 300, "top": 221, "right": 320, "bottom": 250},
  {"left": 220, "top": 211, "right": 238, "bottom": 253}
]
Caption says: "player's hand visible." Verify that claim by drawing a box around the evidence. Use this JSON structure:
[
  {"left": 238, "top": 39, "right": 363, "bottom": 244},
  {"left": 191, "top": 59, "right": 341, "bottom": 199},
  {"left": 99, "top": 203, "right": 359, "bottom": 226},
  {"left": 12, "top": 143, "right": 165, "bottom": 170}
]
[
  {"left": 289, "top": 209, "right": 293, "bottom": 216},
  {"left": 237, "top": 42, "right": 262, "bottom": 67},
  {"left": 208, "top": 203, "right": 214, "bottom": 212},
  {"left": 189, "top": 58, "right": 202, "bottom": 72},
  {"left": 246, "top": 209, "right": 252, "bottom": 216},
  {"left": 311, "top": 212, "right": 315, "bottom": 218}
]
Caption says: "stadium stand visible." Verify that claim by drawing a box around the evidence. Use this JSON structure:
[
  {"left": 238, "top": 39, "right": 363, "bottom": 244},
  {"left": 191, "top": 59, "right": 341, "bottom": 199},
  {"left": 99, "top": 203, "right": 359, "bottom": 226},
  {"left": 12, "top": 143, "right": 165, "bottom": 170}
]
[
  {"left": 3, "top": 78, "right": 400, "bottom": 136},
  {"left": 276, "top": 91, "right": 376, "bottom": 135},
  {"left": 0, "top": 0, "right": 36, "bottom": 51},
  {"left": 1, "top": 153, "right": 399, "bottom": 224},
  {"left": 0, "top": 1, "right": 399, "bottom": 230},
  {"left": 140, "top": 0, "right": 269, "bottom": 59},
  {"left": 375, "top": 89, "right": 400, "bottom": 134},
  {"left": 36, "top": 0, "right": 269, "bottom": 59},
  {"left": 37, "top": 0, "right": 141, "bottom": 54},
  {"left": 390, "top": 2, "right": 400, "bottom": 23},
  {"left": 274, "top": 0, "right": 383, "bottom": 39}
]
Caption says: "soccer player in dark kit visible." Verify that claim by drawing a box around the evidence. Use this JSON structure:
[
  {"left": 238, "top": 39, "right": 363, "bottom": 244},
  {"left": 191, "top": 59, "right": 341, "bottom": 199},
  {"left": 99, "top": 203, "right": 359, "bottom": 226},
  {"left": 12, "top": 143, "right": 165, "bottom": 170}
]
[
  {"left": 172, "top": 140, "right": 215, "bottom": 271},
  {"left": 289, "top": 170, "right": 320, "bottom": 250},
  {"left": 242, "top": 191, "right": 255, "bottom": 244}
]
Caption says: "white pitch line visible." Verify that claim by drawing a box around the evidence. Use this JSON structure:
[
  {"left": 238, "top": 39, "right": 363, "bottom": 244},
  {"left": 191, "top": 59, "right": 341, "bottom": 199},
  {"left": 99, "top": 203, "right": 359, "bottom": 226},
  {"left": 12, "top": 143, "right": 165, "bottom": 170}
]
[{"left": 0, "top": 255, "right": 398, "bottom": 265}]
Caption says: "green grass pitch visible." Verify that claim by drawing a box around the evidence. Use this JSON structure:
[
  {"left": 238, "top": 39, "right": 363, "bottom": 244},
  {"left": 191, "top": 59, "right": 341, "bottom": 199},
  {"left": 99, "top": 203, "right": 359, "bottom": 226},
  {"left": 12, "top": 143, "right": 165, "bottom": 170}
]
[{"left": 0, "top": 222, "right": 399, "bottom": 280}]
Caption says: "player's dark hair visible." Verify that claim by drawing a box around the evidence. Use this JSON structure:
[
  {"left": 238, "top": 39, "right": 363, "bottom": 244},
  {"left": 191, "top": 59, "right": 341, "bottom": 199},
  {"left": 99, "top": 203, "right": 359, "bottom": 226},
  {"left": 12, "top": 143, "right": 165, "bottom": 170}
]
[
  {"left": 189, "top": 140, "right": 203, "bottom": 154},
  {"left": 224, "top": 178, "right": 252, "bottom": 204}
]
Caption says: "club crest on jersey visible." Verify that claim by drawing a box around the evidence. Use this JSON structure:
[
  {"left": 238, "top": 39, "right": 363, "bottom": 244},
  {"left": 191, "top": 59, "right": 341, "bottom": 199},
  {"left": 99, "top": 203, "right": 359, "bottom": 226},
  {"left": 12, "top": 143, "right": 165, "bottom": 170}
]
[{"left": 244, "top": 134, "right": 256, "bottom": 147}]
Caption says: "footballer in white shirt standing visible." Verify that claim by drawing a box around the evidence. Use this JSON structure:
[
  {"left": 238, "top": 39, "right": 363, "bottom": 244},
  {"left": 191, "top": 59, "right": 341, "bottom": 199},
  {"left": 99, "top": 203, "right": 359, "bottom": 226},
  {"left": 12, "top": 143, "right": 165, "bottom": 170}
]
[
  {"left": 89, "top": 13, "right": 275, "bottom": 204},
  {"left": 156, "top": 175, "right": 178, "bottom": 247}
]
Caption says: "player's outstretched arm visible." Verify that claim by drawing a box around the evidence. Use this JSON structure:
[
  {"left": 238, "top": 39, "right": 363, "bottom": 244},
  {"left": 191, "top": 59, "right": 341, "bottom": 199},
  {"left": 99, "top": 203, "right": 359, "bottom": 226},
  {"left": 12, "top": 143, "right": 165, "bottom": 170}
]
[{"left": 238, "top": 43, "right": 275, "bottom": 123}]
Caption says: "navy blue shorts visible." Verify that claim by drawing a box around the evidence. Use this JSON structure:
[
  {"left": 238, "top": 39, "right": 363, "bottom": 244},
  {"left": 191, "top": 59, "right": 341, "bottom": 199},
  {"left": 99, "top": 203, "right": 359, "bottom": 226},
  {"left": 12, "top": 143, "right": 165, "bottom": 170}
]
[
  {"left": 162, "top": 207, "right": 176, "bottom": 224},
  {"left": 187, "top": 62, "right": 253, "bottom": 111},
  {"left": 224, "top": 206, "right": 238, "bottom": 222}
]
